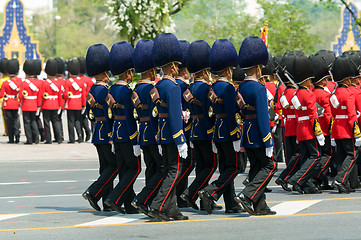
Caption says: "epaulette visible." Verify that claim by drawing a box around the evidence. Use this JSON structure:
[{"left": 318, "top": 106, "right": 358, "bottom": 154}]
[
  {"left": 163, "top": 75, "right": 178, "bottom": 85},
  {"left": 217, "top": 77, "right": 234, "bottom": 87}
]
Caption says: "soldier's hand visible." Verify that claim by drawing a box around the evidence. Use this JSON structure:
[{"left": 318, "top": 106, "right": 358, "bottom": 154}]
[
  {"left": 133, "top": 145, "right": 141, "bottom": 157},
  {"left": 177, "top": 143, "right": 188, "bottom": 159},
  {"left": 233, "top": 140, "right": 241, "bottom": 152}
]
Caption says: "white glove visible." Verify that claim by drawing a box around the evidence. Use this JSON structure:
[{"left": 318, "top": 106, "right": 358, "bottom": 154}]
[
  {"left": 177, "top": 143, "right": 188, "bottom": 159},
  {"left": 316, "top": 134, "right": 325, "bottom": 146},
  {"left": 189, "top": 141, "right": 194, "bottom": 149},
  {"left": 182, "top": 110, "right": 190, "bottom": 123},
  {"left": 331, "top": 138, "right": 336, "bottom": 147},
  {"left": 81, "top": 108, "right": 86, "bottom": 115},
  {"left": 133, "top": 145, "right": 141, "bottom": 157},
  {"left": 265, "top": 146, "right": 273, "bottom": 158},
  {"left": 35, "top": 108, "right": 40, "bottom": 116},
  {"left": 233, "top": 140, "right": 241, "bottom": 152},
  {"left": 356, "top": 137, "right": 361, "bottom": 147},
  {"left": 111, "top": 143, "right": 115, "bottom": 153},
  {"left": 57, "top": 108, "right": 61, "bottom": 115},
  {"left": 158, "top": 145, "right": 163, "bottom": 156},
  {"left": 212, "top": 142, "right": 218, "bottom": 154},
  {"left": 272, "top": 125, "right": 277, "bottom": 134}
]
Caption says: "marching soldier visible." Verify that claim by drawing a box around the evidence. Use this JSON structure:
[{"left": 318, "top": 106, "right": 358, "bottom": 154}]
[
  {"left": 63, "top": 58, "right": 86, "bottom": 143},
  {"left": 180, "top": 40, "right": 223, "bottom": 212},
  {"left": 287, "top": 53, "right": 324, "bottom": 194},
  {"left": 82, "top": 44, "right": 117, "bottom": 212},
  {"left": 19, "top": 59, "right": 43, "bottom": 144},
  {"left": 330, "top": 54, "right": 361, "bottom": 193},
  {"left": 275, "top": 52, "right": 301, "bottom": 192},
  {"left": 235, "top": 37, "right": 277, "bottom": 215},
  {"left": 40, "top": 59, "right": 63, "bottom": 144},
  {"left": 78, "top": 57, "right": 93, "bottom": 142},
  {"left": 103, "top": 41, "right": 141, "bottom": 214},
  {"left": 175, "top": 40, "right": 195, "bottom": 208},
  {"left": 131, "top": 39, "right": 164, "bottom": 217},
  {"left": 309, "top": 51, "right": 335, "bottom": 190},
  {"left": 198, "top": 39, "right": 241, "bottom": 214},
  {"left": 0, "top": 58, "right": 9, "bottom": 137},
  {"left": 55, "top": 57, "right": 66, "bottom": 142},
  {"left": 0, "top": 59, "right": 21, "bottom": 143},
  {"left": 148, "top": 33, "right": 188, "bottom": 221}
]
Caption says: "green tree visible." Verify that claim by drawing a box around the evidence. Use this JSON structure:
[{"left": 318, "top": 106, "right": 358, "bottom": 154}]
[{"left": 107, "top": 0, "right": 189, "bottom": 46}]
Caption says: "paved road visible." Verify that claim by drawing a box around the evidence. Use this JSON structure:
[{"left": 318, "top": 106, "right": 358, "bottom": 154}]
[{"left": 1, "top": 120, "right": 361, "bottom": 239}]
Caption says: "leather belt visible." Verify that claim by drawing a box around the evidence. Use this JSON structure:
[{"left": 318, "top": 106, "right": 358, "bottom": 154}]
[
  {"left": 113, "top": 103, "right": 124, "bottom": 109},
  {"left": 95, "top": 116, "right": 106, "bottom": 122},
  {"left": 335, "top": 115, "right": 348, "bottom": 119},
  {"left": 298, "top": 116, "right": 309, "bottom": 121},
  {"left": 140, "top": 104, "right": 148, "bottom": 110},
  {"left": 245, "top": 114, "right": 257, "bottom": 119},
  {"left": 114, "top": 115, "right": 126, "bottom": 120},
  {"left": 159, "top": 113, "right": 169, "bottom": 118},
  {"left": 139, "top": 116, "right": 150, "bottom": 122},
  {"left": 192, "top": 114, "right": 204, "bottom": 119},
  {"left": 216, "top": 113, "right": 227, "bottom": 119}
]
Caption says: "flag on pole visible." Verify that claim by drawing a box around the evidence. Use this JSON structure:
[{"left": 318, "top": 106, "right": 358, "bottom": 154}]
[{"left": 260, "top": 20, "right": 269, "bottom": 47}]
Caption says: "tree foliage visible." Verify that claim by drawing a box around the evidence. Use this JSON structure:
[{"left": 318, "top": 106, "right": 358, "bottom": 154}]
[{"left": 106, "top": 0, "right": 188, "bottom": 46}]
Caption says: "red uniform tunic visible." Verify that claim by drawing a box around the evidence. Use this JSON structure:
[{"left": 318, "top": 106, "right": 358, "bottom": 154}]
[
  {"left": 281, "top": 87, "right": 297, "bottom": 137},
  {"left": 294, "top": 86, "right": 318, "bottom": 141},
  {"left": 331, "top": 84, "right": 357, "bottom": 139},
  {"left": 80, "top": 75, "right": 95, "bottom": 94},
  {"left": 19, "top": 78, "right": 43, "bottom": 111},
  {"left": 326, "top": 81, "right": 337, "bottom": 93},
  {"left": 313, "top": 86, "right": 332, "bottom": 136},
  {"left": 0, "top": 77, "right": 21, "bottom": 109},
  {"left": 348, "top": 84, "right": 361, "bottom": 124},
  {"left": 54, "top": 77, "right": 65, "bottom": 109},
  {"left": 63, "top": 77, "right": 86, "bottom": 110},
  {"left": 40, "top": 79, "right": 62, "bottom": 110}
]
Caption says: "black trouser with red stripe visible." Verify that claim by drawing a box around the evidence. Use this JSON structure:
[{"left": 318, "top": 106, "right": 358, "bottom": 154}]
[
  {"left": 279, "top": 136, "right": 301, "bottom": 182},
  {"left": 315, "top": 135, "right": 333, "bottom": 181},
  {"left": 288, "top": 138, "right": 321, "bottom": 187},
  {"left": 136, "top": 144, "right": 164, "bottom": 206},
  {"left": 204, "top": 141, "right": 240, "bottom": 209},
  {"left": 107, "top": 142, "right": 141, "bottom": 211},
  {"left": 334, "top": 138, "right": 358, "bottom": 184},
  {"left": 151, "top": 143, "right": 183, "bottom": 217},
  {"left": 176, "top": 142, "right": 195, "bottom": 204},
  {"left": 22, "top": 111, "right": 39, "bottom": 143},
  {"left": 242, "top": 147, "right": 277, "bottom": 210},
  {"left": 87, "top": 144, "right": 117, "bottom": 207},
  {"left": 183, "top": 140, "right": 217, "bottom": 201},
  {"left": 43, "top": 109, "right": 61, "bottom": 143}
]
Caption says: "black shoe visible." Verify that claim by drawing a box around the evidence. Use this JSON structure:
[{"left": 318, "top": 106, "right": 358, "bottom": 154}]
[
  {"left": 24, "top": 141, "right": 33, "bottom": 145},
  {"left": 211, "top": 201, "right": 223, "bottom": 210},
  {"left": 103, "top": 205, "right": 114, "bottom": 212},
  {"left": 77, "top": 138, "right": 83, "bottom": 143},
  {"left": 234, "top": 193, "right": 256, "bottom": 215},
  {"left": 303, "top": 187, "right": 322, "bottom": 194},
  {"left": 104, "top": 199, "right": 126, "bottom": 214},
  {"left": 288, "top": 180, "right": 303, "bottom": 194},
  {"left": 321, "top": 184, "right": 334, "bottom": 190},
  {"left": 198, "top": 190, "right": 213, "bottom": 214},
  {"left": 225, "top": 204, "right": 245, "bottom": 214},
  {"left": 256, "top": 207, "right": 276, "bottom": 215},
  {"left": 332, "top": 180, "right": 350, "bottom": 194},
  {"left": 131, "top": 198, "right": 152, "bottom": 217},
  {"left": 126, "top": 206, "right": 140, "bottom": 214},
  {"left": 34, "top": 136, "right": 40, "bottom": 144},
  {"left": 149, "top": 208, "right": 171, "bottom": 221},
  {"left": 170, "top": 213, "right": 189, "bottom": 221},
  {"left": 82, "top": 190, "right": 101, "bottom": 211},
  {"left": 15, "top": 135, "right": 20, "bottom": 143},
  {"left": 7, "top": 141, "right": 15, "bottom": 144},
  {"left": 275, "top": 178, "right": 292, "bottom": 192},
  {"left": 242, "top": 178, "right": 249, "bottom": 186},
  {"left": 67, "top": 141, "right": 75, "bottom": 144},
  {"left": 180, "top": 193, "right": 199, "bottom": 210},
  {"left": 264, "top": 187, "right": 272, "bottom": 192},
  {"left": 85, "top": 134, "right": 91, "bottom": 142},
  {"left": 44, "top": 141, "right": 52, "bottom": 144},
  {"left": 177, "top": 200, "right": 189, "bottom": 208}
]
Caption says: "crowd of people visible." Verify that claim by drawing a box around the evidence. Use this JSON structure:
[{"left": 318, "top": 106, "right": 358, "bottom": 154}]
[
  {"left": 0, "top": 57, "right": 93, "bottom": 144},
  {"left": 2, "top": 32, "right": 361, "bottom": 222}
]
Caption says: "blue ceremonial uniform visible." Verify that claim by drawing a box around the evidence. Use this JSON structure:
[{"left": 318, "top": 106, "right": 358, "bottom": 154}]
[
  {"left": 176, "top": 77, "right": 191, "bottom": 140},
  {"left": 135, "top": 80, "right": 158, "bottom": 145},
  {"left": 189, "top": 79, "right": 214, "bottom": 141},
  {"left": 87, "top": 83, "right": 113, "bottom": 144},
  {"left": 109, "top": 81, "right": 138, "bottom": 145},
  {"left": 211, "top": 78, "right": 241, "bottom": 142},
  {"left": 155, "top": 76, "right": 186, "bottom": 145},
  {"left": 238, "top": 78, "right": 273, "bottom": 148}
]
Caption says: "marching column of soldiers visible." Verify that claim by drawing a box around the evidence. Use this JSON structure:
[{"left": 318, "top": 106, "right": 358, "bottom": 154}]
[
  {"left": 2, "top": 32, "right": 361, "bottom": 221},
  {"left": 0, "top": 56, "right": 94, "bottom": 144}
]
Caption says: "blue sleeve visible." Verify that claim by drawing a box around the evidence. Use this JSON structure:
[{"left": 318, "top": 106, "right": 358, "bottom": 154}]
[
  {"left": 223, "top": 84, "right": 241, "bottom": 141},
  {"left": 167, "top": 84, "right": 186, "bottom": 145},
  {"left": 124, "top": 88, "right": 139, "bottom": 145},
  {"left": 255, "top": 85, "right": 273, "bottom": 148}
]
